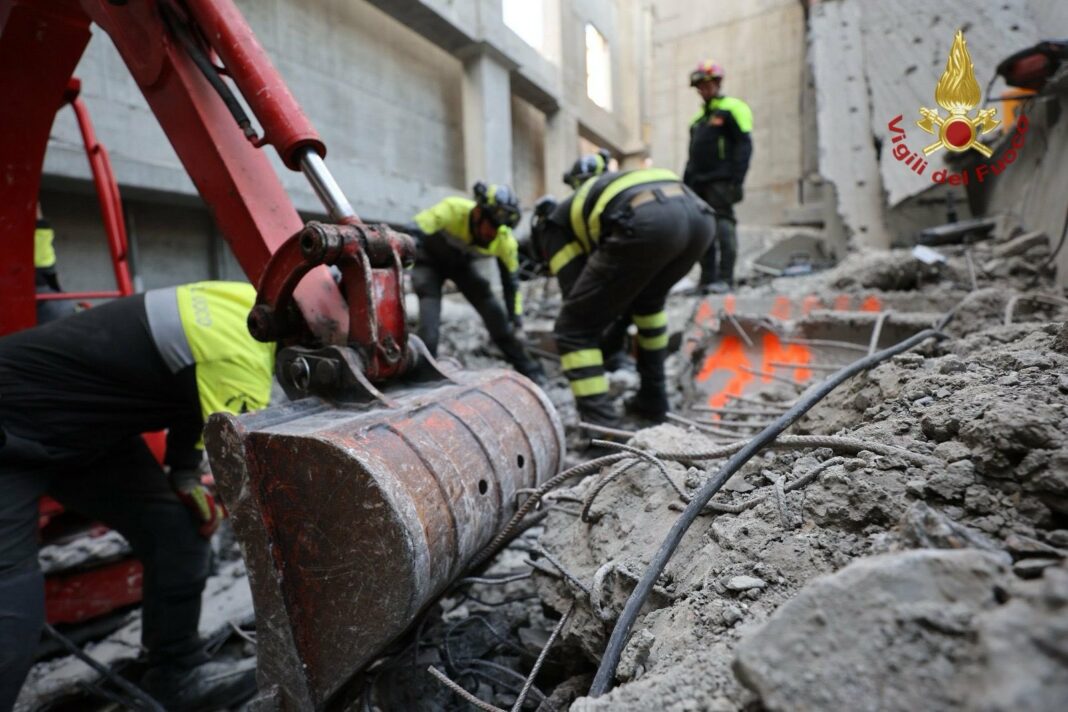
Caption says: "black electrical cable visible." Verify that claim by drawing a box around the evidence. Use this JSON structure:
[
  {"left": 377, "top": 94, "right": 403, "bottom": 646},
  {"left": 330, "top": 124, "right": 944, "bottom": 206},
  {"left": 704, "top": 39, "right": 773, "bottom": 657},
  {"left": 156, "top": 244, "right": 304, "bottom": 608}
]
[
  {"left": 587, "top": 326, "right": 946, "bottom": 697},
  {"left": 159, "top": 4, "right": 257, "bottom": 141},
  {"left": 43, "top": 623, "right": 165, "bottom": 712}
]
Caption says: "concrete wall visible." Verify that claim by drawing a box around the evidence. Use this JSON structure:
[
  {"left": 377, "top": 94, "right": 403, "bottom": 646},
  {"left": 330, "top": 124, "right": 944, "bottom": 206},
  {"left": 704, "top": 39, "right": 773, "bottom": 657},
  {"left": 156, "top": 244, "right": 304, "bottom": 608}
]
[
  {"left": 37, "top": 187, "right": 245, "bottom": 295},
  {"left": 649, "top": 0, "right": 805, "bottom": 225},
  {"left": 511, "top": 95, "right": 548, "bottom": 205},
  {"left": 40, "top": 0, "right": 654, "bottom": 290},
  {"left": 45, "top": 0, "right": 466, "bottom": 225}
]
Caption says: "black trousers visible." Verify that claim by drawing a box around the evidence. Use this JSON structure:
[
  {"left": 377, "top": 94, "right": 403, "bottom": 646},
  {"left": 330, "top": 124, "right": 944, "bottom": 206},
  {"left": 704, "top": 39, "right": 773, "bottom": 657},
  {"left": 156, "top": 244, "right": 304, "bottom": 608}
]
[
  {"left": 411, "top": 240, "right": 541, "bottom": 378},
  {"left": 696, "top": 180, "right": 740, "bottom": 286},
  {"left": 0, "top": 436, "right": 211, "bottom": 711},
  {"left": 555, "top": 192, "right": 715, "bottom": 415}
]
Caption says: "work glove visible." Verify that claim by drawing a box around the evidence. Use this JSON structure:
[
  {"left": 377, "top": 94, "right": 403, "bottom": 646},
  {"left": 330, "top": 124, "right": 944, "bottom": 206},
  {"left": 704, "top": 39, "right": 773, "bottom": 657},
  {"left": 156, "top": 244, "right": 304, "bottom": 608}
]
[{"left": 168, "top": 467, "right": 225, "bottom": 538}]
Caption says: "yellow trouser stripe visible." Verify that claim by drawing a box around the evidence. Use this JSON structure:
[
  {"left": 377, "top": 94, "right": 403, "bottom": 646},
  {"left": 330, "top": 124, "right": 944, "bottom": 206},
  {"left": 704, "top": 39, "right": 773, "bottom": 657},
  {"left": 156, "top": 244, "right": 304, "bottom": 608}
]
[
  {"left": 561, "top": 349, "right": 604, "bottom": 371},
  {"left": 549, "top": 241, "right": 585, "bottom": 275},
  {"left": 633, "top": 311, "right": 668, "bottom": 329},
  {"left": 570, "top": 375, "right": 609, "bottom": 397},
  {"left": 638, "top": 333, "right": 669, "bottom": 350}
]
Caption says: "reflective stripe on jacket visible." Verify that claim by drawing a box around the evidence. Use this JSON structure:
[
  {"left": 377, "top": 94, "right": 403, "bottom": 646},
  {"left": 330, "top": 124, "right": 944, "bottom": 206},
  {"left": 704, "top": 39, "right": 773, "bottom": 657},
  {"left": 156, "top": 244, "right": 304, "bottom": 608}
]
[
  {"left": 144, "top": 281, "right": 275, "bottom": 427},
  {"left": 545, "top": 168, "right": 682, "bottom": 275},
  {"left": 684, "top": 95, "right": 753, "bottom": 186}
]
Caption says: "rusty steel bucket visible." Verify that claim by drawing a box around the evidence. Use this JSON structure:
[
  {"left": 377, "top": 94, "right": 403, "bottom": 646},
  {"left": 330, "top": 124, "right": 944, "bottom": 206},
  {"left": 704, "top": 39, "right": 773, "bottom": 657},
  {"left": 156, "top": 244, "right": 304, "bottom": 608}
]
[{"left": 204, "top": 367, "right": 563, "bottom": 711}]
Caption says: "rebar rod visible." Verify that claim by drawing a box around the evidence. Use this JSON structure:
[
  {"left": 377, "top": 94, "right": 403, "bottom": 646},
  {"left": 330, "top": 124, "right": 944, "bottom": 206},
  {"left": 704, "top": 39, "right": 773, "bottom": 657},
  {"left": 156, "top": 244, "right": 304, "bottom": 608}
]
[{"left": 588, "top": 327, "right": 944, "bottom": 697}]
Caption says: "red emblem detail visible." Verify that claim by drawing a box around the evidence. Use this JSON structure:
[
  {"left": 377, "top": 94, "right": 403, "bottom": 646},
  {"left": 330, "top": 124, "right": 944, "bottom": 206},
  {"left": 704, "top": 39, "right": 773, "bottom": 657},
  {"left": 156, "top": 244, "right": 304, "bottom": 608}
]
[{"left": 944, "top": 119, "right": 972, "bottom": 148}]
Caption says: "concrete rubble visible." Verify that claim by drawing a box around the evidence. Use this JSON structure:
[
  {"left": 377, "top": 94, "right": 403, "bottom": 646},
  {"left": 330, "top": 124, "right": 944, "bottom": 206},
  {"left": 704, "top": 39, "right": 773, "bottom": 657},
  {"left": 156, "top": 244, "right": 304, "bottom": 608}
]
[
  {"left": 311, "top": 193, "right": 1065, "bottom": 711},
  {"left": 19, "top": 4, "right": 1067, "bottom": 711},
  {"left": 24, "top": 227, "right": 1067, "bottom": 711},
  {"left": 523, "top": 242, "right": 1068, "bottom": 711}
]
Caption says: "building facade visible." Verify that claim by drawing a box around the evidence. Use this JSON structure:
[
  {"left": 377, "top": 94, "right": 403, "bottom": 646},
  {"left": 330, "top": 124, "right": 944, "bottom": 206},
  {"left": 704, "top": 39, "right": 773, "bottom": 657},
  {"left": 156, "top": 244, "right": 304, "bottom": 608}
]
[{"left": 39, "top": 0, "right": 808, "bottom": 292}]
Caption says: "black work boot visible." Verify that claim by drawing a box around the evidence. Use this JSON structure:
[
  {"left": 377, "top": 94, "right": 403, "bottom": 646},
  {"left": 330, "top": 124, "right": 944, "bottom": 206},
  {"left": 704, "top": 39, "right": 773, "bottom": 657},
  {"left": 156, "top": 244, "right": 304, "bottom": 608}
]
[
  {"left": 142, "top": 657, "right": 257, "bottom": 712},
  {"left": 576, "top": 392, "right": 621, "bottom": 429},
  {"left": 603, "top": 349, "right": 634, "bottom": 373},
  {"left": 628, "top": 348, "right": 669, "bottom": 423},
  {"left": 496, "top": 336, "right": 548, "bottom": 386}
]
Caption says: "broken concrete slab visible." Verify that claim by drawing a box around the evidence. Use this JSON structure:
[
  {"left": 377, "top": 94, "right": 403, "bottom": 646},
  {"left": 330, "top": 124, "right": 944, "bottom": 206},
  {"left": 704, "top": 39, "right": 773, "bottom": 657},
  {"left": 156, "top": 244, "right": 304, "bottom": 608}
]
[
  {"left": 733, "top": 549, "right": 1008, "bottom": 711},
  {"left": 993, "top": 230, "right": 1049, "bottom": 258},
  {"left": 917, "top": 217, "right": 998, "bottom": 246},
  {"left": 966, "top": 562, "right": 1068, "bottom": 711},
  {"left": 809, "top": 0, "right": 890, "bottom": 248},
  {"left": 859, "top": 1, "right": 1040, "bottom": 207},
  {"left": 751, "top": 233, "right": 834, "bottom": 277}
]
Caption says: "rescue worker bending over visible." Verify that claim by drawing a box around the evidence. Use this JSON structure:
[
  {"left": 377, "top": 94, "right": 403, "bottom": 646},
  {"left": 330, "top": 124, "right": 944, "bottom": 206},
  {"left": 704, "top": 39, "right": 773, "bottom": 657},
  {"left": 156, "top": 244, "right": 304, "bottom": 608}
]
[
  {"left": 560, "top": 151, "right": 631, "bottom": 373},
  {"left": 0, "top": 281, "right": 272, "bottom": 712},
  {"left": 683, "top": 61, "right": 753, "bottom": 293},
  {"left": 531, "top": 161, "right": 716, "bottom": 425},
  {"left": 410, "top": 182, "right": 545, "bottom": 383}
]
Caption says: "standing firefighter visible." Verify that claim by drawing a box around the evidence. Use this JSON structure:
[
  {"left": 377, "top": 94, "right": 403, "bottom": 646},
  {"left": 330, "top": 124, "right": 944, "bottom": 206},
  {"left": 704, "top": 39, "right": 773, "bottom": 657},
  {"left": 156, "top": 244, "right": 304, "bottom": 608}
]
[
  {"left": 531, "top": 161, "right": 716, "bottom": 425},
  {"left": 410, "top": 182, "right": 545, "bottom": 383},
  {"left": 0, "top": 282, "right": 271, "bottom": 711},
  {"left": 683, "top": 60, "right": 753, "bottom": 293}
]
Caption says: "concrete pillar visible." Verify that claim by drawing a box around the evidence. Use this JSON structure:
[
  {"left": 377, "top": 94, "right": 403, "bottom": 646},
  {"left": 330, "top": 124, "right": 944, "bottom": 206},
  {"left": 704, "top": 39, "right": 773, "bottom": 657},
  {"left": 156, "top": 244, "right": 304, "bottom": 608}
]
[
  {"left": 544, "top": 108, "right": 578, "bottom": 198},
  {"left": 461, "top": 48, "right": 514, "bottom": 187}
]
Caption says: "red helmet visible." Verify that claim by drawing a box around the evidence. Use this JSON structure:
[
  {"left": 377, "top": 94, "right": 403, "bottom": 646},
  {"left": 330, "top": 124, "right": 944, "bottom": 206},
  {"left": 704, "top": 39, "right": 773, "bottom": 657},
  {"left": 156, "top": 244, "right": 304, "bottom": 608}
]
[{"left": 690, "top": 60, "right": 724, "bottom": 86}]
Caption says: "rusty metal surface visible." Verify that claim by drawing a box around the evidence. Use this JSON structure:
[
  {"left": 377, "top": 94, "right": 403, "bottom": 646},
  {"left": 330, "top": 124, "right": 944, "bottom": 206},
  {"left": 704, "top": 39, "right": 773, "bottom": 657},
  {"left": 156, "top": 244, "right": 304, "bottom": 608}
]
[
  {"left": 249, "top": 220, "right": 416, "bottom": 378},
  {"left": 204, "top": 369, "right": 563, "bottom": 711}
]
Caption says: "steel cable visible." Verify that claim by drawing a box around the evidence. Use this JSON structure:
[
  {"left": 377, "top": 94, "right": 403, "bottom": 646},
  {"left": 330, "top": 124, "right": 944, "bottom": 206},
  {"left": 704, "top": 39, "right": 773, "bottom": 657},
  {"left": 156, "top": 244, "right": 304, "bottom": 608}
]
[
  {"left": 652, "top": 434, "right": 939, "bottom": 467},
  {"left": 588, "top": 327, "right": 945, "bottom": 696},
  {"left": 470, "top": 452, "right": 630, "bottom": 569}
]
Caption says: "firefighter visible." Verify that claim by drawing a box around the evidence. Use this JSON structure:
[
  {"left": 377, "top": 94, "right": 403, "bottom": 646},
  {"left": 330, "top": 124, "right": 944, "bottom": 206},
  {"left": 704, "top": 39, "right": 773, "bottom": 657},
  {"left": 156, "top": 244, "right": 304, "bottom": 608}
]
[
  {"left": 563, "top": 148, "right": 612, "bottom": 190},
  {"left": 558, "top": 152, "right": 632, "bottom": 373},
  {"left": 33, "top": 204, "right": 76, "bottom": 325},
  {"left": 0, "top": 281, "right": 271, "bottom": 711},
  {"left": 683, "top": 60, "right": 753, "bottom": 294},
  {"left": 530, "top": 160, "right": 716, "bottom": 425},
  {"left": 409, "top": 182, "right": 545, "bottom": 383}
]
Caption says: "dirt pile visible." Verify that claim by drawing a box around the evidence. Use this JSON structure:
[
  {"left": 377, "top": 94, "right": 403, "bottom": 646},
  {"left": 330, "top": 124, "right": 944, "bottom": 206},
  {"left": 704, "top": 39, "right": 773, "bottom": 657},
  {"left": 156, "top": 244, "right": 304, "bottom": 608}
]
[{"left": 527, "top": 319, "right": 1068, "bottom": 711}]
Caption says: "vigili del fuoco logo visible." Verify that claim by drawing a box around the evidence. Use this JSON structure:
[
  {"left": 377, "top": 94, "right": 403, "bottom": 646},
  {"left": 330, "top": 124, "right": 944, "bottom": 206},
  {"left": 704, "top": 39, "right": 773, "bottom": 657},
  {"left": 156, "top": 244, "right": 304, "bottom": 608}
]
[{"left": 886, "top": 29, "right": 1029, "bottom": 186}]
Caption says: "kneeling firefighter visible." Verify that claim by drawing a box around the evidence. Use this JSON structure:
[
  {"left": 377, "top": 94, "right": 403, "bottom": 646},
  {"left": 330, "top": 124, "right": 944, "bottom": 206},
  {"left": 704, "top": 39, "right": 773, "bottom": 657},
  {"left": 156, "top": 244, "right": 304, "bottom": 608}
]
[
  {"left": 409, "top": 182, "right": 545, "bottom": 383},
  {"left": 531, "top": 158, "right": 716, "bottom": 425}
]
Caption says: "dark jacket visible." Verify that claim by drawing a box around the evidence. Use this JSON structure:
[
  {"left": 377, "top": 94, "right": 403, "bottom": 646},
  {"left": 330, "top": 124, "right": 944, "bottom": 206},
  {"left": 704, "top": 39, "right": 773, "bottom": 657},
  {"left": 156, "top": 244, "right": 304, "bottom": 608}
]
[
  {"left": 0, "top": 282, "right": 274, "bottom": 470},
  {"left": 537, "top": 168, "right": 681, "bottom": 290},
  {"left": 684, "top": 95, "right": 753, "bottom": 188}
]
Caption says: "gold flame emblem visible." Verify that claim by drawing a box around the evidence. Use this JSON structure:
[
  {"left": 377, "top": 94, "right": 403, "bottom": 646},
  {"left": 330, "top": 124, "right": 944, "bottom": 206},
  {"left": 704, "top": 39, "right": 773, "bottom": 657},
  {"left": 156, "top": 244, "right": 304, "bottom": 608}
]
[{"left": 917, "top": 30, "right": 998, "bottom": 157}]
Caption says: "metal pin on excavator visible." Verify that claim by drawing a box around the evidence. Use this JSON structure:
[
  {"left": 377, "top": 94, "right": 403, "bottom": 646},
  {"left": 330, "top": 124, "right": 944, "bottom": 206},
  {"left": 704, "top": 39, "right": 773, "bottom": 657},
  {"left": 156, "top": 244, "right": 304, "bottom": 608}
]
[{"left": 0, "top": 1, "right": 562, "bottom": 709}]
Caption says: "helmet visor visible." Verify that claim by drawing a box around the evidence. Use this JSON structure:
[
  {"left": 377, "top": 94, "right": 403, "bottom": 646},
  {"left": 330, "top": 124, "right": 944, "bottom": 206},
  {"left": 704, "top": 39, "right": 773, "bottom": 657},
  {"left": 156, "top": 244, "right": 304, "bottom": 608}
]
[
  {"left": 690, "top": 70, "right": 721, "bottom": 87},
  {"left": 488, "top": 203, "right": 520, "bottom": 228}
]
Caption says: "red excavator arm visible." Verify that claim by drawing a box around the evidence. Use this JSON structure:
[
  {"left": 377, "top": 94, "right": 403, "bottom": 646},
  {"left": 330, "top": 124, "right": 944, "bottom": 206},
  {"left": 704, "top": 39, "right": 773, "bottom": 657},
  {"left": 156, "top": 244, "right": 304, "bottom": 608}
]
[{"left": 0, "top": 0, "right": 413, "bottom": 386}]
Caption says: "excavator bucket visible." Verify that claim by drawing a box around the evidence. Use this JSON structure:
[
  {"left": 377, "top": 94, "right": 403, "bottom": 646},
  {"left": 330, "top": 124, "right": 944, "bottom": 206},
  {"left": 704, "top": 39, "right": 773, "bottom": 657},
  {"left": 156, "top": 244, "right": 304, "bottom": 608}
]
[
  {"left": 682, "top": 293, "right": 937, "bottom": 409},
  {"left": 204, "top": 364, "right": 563, "bottom": 711}
]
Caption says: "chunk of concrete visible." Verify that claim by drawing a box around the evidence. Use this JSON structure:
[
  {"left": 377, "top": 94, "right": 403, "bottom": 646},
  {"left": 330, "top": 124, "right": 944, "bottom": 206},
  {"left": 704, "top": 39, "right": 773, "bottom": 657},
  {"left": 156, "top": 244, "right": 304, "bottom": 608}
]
[
  {"left": 725, "top": 575, "right": 767, "bottom": 592},
  {"left": 993, "top": 230, "right": 1049, "bottom": 258},
  {"left": 734, "top": 549, "right": 1007, "bottom": 711}
]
